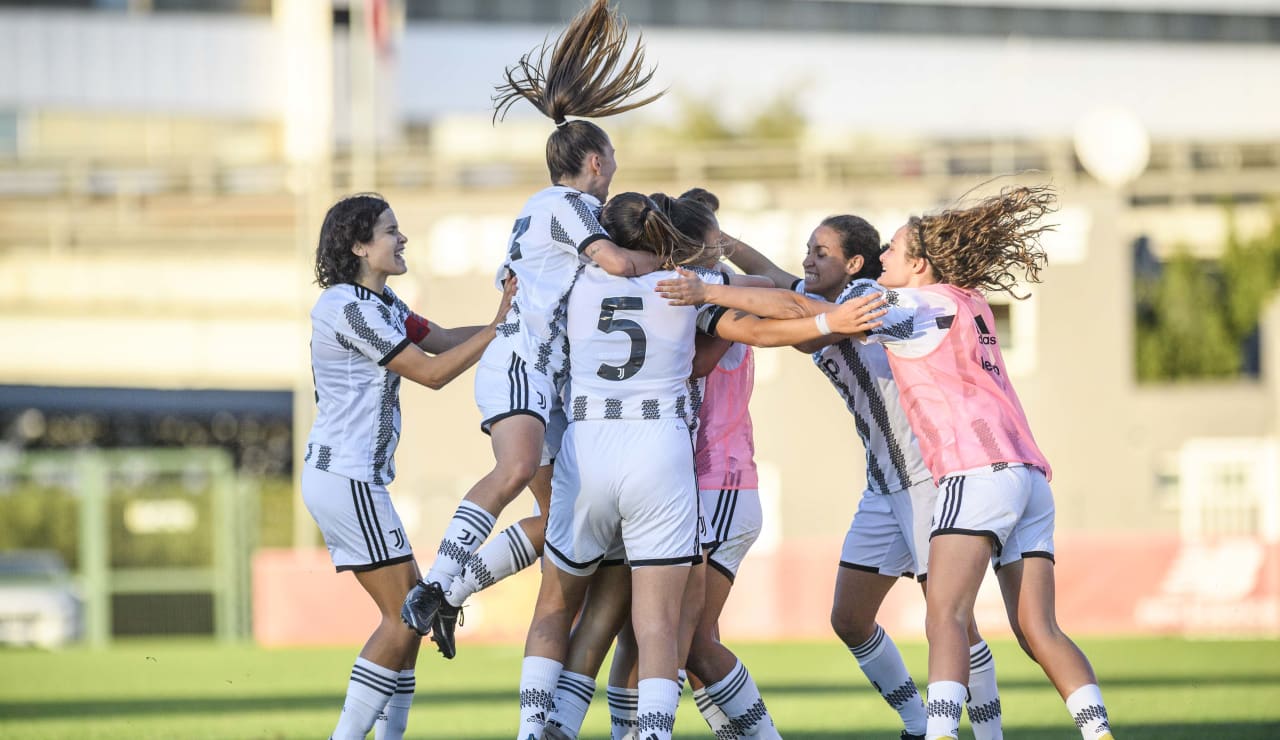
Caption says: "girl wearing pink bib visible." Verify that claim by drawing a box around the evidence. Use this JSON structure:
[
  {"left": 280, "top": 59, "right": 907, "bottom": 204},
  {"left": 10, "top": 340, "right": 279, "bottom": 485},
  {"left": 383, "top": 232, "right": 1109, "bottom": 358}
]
[{"left": 867, "top": 184, "right": 1115, "bottom": 740}]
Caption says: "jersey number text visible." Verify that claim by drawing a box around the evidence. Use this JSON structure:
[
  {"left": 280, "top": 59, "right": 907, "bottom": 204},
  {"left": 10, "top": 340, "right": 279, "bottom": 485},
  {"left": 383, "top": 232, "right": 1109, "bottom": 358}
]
[{"left": 596, "top": 296, "right": 647, "bottom": 381}]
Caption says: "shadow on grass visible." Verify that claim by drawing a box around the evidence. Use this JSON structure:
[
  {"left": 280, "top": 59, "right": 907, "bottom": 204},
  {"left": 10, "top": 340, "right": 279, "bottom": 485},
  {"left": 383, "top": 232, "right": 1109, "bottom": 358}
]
[
  {"left": 757, "top": 672, "right": 1280, "bottom": 695},
  {"left": 5, "top": 676, "right": 1280, "bottom": 722}
]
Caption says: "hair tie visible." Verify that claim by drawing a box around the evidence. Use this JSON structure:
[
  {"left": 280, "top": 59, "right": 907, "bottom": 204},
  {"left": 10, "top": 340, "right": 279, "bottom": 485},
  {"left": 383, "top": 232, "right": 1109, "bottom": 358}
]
[
  {"left": 554, "top": 117, "right": 569, "bottom": 128},
  {"left": 639, "top": 205, "right": 652, "bottom": 221}
]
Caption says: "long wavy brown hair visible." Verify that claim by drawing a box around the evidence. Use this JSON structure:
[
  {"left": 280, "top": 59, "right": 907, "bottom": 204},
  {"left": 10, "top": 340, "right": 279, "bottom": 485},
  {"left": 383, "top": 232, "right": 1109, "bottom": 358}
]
[
  {"left": 492, "top": 0, "right": 664, "bottom": 182},
  {"left": 601, "top": 192, "right": 704, "bottom": 269},
  {"left": 911, "top": 183, "right": 1056, "bottom": 299}
]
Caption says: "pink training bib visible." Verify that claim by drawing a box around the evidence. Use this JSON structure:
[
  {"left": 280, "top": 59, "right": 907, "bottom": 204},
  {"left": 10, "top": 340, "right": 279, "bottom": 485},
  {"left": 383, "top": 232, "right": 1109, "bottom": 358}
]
[
  {"left": 695, "top": 344, "right": 759, "bottom": 490},
  {"left": 886, "top": 284, "right": 1051, "bottom": 482}
]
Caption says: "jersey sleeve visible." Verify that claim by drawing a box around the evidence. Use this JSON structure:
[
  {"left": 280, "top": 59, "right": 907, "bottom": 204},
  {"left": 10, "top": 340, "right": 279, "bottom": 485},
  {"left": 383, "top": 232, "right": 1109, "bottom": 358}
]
[
  {"left": 836, "top": 278, "right": 886, "bottom": 303},
  {"left": 792, "top": 278, "right": 828, "bottom": 302},
  {"left": 550, "top": 192, "right": 610, "bottom": 256},
  {"left": 338, "top": 299, "right": 413, "bottom": 366},
  {"left": 689, "top": 266, "right": 730, "bottom": 336},
  {"left": 860, "top": 287, "right": 955, "bottom": 357}
]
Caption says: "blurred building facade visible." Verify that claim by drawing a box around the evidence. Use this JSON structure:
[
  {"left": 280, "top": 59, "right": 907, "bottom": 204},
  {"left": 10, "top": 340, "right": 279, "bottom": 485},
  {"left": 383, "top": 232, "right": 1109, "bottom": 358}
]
[{"left": 1, "top": 0, "right": 1277, "bottom": 640}]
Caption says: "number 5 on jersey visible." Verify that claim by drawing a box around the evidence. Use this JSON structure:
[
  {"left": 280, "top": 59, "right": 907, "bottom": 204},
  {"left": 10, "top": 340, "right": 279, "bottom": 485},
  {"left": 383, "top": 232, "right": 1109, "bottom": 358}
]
[{"left": 597, "top": 296, "right": 647, "bottom": 381}]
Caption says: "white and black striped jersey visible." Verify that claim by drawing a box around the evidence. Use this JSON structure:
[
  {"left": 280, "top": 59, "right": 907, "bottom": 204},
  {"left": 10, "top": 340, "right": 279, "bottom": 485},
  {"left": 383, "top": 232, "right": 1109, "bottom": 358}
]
[
  {"left": 796, "top": 278, "right": 932, "bottom": 495},
  {"left": 305, "top": 283, "right": 412, "bottom": 486},
  {"left": 564, "top": 266, "right": 727, "bottom": 424},
  {"left": 498, "top": 185, "right": 611, "bottom": 386}
]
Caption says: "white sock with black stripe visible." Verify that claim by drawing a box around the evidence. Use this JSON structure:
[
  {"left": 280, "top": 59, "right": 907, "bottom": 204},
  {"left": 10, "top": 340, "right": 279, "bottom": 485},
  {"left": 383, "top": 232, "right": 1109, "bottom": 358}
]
[
  {"left": 703, "top": 660, "right": 781, "bottom": 738},
  {"left": 517, "top": 656, "right": 561, "bottom": 740},
  {"left": 636, "top": 677, "right": 679, "bottom": 740},
  {"left": 1065, "top": 684, "right": 1113, "bottom": 740},
  {"left": 924, "top": 680, "right": 966, "bottom": 740},
  {"left": 966, "top": 641, "right": 1003, "bottom": 740},
  {"left": 606, "top": 685, "right": 639, "bottom": 740},
  {"left": 546, "top": 670, "right": 596, "bottom": 738},
  {"left": 373, "top": 669, "right": 415, "bottom": 740},
  {"left": 331, "top": 657, "right": 396, "bottom": 740},
  {"left": 424, "top": 500, "right": 496, "bottom": 604},
  {"left": 448, "top": 522, "right": 538, "bottom": 606},
  {"left": 691, "top": 685, "right": 735, "bottom": 737},
  {"left": 850, "top": 624, "right": 926, "bottom": 735}
]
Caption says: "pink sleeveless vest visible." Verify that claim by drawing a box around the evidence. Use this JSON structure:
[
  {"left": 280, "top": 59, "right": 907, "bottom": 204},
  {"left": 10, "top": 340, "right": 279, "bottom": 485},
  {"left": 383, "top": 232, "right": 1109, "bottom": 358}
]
[
  {"left": 695, "top": 344, "right": 759, "bottom": 490},
  {"left": 885, "top": 284, "right": 1051, "bottom": 482}
]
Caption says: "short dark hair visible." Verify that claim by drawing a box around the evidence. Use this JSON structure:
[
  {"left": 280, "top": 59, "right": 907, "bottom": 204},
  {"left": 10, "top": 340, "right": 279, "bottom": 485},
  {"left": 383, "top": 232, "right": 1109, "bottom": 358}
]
[
  {"left": 314, "top": 194, "right": 389, "bottom": 288},
  {"left": 821, "top": 214, "right": 883, "bottom": 281}
]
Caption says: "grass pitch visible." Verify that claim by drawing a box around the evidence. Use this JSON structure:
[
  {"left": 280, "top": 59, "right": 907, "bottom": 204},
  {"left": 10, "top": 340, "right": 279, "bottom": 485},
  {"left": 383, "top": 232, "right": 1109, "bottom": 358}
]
[{"left": 2, "top": 637, "right": 1278, "bottom": 739}]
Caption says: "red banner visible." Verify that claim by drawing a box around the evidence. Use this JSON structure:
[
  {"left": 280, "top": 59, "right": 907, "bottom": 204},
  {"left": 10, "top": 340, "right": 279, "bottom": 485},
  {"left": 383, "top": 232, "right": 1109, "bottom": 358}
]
[{"left": 253, "top": 533, "right": 1280, "bottom": 647}]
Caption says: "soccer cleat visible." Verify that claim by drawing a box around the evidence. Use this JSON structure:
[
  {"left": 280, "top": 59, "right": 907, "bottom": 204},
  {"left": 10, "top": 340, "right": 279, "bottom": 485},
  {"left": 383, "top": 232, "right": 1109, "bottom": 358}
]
[
  {"left": 400, "top": 579, "right": 446, "bottom": 637},
  {"left": 900, "top": 733, "right": 926, "bottom": 740},
  {"left": 430, "top": 597, "right": 463, "bottom": 659}
]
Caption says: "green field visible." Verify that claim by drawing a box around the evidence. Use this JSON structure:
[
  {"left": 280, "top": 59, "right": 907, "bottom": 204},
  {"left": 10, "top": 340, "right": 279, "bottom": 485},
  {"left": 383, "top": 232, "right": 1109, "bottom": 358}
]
[{"left": 3, "top": 637, "right": 1279, "bottom": 739}]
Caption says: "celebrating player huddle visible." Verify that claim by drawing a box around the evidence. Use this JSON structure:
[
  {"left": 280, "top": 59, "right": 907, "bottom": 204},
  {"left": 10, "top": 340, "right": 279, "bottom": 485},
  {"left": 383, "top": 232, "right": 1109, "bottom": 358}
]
[{"left": 301, "top": 2, "right": 1116, "bottom": 740}]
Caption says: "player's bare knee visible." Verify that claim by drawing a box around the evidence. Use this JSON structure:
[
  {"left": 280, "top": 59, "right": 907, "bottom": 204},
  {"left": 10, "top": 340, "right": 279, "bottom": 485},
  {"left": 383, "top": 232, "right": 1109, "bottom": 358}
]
[
  {"left": 830, "top": 608, "right": 874, "bottom": 647},
  {"left": 492, "top": 458, "right": 539, "bottom": 494},
  {"left": 925, "top": 607, "right": 968, "bottom": 643},
  {"left": 1016, "top": 614, "right": 1064, "bottom": 655}
]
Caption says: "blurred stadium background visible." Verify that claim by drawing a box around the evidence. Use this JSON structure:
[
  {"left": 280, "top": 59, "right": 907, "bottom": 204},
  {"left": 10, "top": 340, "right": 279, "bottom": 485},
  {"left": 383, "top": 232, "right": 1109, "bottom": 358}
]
[{"left": 0, "top": 0, "right": 1278, "bottom": 697}]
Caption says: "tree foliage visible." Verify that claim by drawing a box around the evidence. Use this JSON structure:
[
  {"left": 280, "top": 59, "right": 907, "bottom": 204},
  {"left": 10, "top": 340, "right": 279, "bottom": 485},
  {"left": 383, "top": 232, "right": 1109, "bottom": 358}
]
[
  {"left": 1136, "top": 209, "right": 1280, "bottom": 381},
  {"left": 667, "top": 92, "right": 804, "bottom": 144}
]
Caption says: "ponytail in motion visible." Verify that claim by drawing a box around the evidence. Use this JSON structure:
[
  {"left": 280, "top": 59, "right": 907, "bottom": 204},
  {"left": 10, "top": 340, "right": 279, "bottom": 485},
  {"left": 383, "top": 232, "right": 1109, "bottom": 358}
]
[{"left": 492, "top": 0, "right": 664, "bottom": 182}]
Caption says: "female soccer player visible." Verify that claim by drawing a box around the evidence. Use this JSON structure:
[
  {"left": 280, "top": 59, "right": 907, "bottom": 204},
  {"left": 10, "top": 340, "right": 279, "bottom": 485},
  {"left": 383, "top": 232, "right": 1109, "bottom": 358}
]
[
  {"left": 517, "top": 192, "right": 887, "bottom": 740},
  {"left": 303, "top": 194, "right": 513, "bottom": 740},
  {"left": 868, "top": 184, "right": 1114, "bottom": 740},
  {"left": 402, "top": 0, "right": 667, "bottom": 660},
  {"left": 658, "top": 211, "right": 1004, "bottom": 739},
  {"left": 658, "top": 190, "right": 784, "bottom": 739},
  {"left": 543, "top": 190, "right": 786, "bottom": 739}
]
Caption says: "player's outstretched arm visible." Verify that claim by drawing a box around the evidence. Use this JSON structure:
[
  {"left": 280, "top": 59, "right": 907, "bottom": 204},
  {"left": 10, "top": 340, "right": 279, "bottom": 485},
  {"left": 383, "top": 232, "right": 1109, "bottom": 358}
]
[
  {"left": 386, "top": 278, "right": 517, "bottom": 390},
  {"left": 691, "top": 331, "right": 733, "bottom": 378},
  {"left": 721, "top": 233, "right": 796, "bottom": 289},
  {"left": 711, "top": 294, "right": 885, "bottom": 348},
  {"left": 414, "top": 323, "right": 486, "bottom": 354},
  {"left": 657, "top": 267, "right": 829, "bottom": 319},
  {"left": 584, "top": 238, "right": 663, "bottom": 277},
  {"left": 729, "top": 273, "right": 777, "bottom": 289}
]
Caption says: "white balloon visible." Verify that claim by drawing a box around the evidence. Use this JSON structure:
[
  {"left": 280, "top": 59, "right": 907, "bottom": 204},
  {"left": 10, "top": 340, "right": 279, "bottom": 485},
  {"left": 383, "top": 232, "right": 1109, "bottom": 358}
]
[{"left": 1073, "top": 108, "right": 1151, "bottom": 188}]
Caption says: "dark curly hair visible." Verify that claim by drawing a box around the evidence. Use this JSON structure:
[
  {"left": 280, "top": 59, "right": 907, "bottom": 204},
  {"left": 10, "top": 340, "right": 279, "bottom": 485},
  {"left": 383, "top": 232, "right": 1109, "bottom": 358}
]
[
  {"left": 314, "top": 193, "right": 389, "bottom": 288},
  {"left": 492, "top": 0, "right": 663, "bottom": 183},
  {"left": 601, "top": 192, "right": 704, "bottom": 269},
  {"left": 820, "top": 214, "right": 883, "bottom": 282},
  {"left": 910, "top": 184, "right": 1055, "bottom": 299}
]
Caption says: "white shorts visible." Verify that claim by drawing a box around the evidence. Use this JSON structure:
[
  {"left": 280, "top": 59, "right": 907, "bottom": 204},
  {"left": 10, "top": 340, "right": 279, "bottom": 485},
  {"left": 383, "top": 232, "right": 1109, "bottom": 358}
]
[
  {"left": 932, "top": 465, "right": 1056, "bottom": 569},
  {"left": 546, "top": 419, "right": 701, "bottom": 577},
  {"left": 474, "top": 341, "right": 565, "bottom": 465},
  {"left": 839, "top": 477, "right": 935, "bottom": 581},
  {"left": 301, "top": 465, "right": 413, "bottom": 572},
  {"left": 699, "top": 488, "right": 762, "bottom": 582}
]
